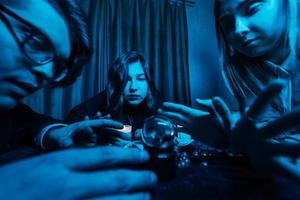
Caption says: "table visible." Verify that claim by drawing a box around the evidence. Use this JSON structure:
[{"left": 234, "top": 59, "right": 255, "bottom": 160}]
[
  {"left": 1, "top": 143, "right": 299, "bottom": 200},
  {"left": 152, "top": 141, "right": 300, "bottom": 200}
]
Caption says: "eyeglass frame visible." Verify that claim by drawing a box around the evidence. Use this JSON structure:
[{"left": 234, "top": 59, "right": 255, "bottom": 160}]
[{"left": 0, "top": 4, "right": 70, "bottom": 83}]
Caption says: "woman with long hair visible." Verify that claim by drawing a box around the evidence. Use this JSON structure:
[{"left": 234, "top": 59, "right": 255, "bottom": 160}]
[
  {"left": 214, "top": 0, "right": 299, "bottom": 116},
  {"left": 160, "top": 0, "right": 300, "bottom": 182},
  {"left": 65, "top": 51, "right": 161, "bottom": 144}
]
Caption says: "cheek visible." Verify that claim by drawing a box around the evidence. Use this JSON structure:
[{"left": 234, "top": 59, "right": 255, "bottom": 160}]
[
  {"left": 0, "top": 27, "right": 25, "bottom": 78},
  {"left": 250, "top": 9, "right": 282, "bottom": 41},
  {"left": 262, "top": 23, "right": 283, "bottom": 47},
  {"left": 0, "top": 49, "right": 20, "bottom": 80},
  {"left": 140, "top": 82, "right": 149, "bottom": 96},
  {"left": 123, "top": 84, "right": 130, "bottom": 96}
]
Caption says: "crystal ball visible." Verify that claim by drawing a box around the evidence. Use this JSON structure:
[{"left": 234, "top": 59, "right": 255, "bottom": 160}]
[{"left": 142, "top": 115, "right": 176, "bottom": 149}]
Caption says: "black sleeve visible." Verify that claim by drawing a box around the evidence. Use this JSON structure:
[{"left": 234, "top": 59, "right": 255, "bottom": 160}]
[
  {"left": 65, "top": 91, "right": 109, "bottom": 123},
  {"left": 0, "top": 103, "right": 60, "bottom": 150}
]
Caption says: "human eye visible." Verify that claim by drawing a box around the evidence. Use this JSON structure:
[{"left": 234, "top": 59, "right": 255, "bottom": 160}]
[
  {"left": 244, "top": 2, "right": 263, "bottom": 16},
  {"left": 137, "top": 75, "right": 146, "bottom": 81},
  {"left": 25, "top": 32, "right": 52, "bottom": 53}
]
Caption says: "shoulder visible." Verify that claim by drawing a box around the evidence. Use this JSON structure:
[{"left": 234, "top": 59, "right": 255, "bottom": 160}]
[
  {"left": 13, "top": 103, "right": 60, "bottom": 129},
  {"left": 66, "top": 91, "right": 108, "bottom": 122}
]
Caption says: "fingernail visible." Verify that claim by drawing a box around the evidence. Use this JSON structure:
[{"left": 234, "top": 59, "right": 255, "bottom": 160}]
[
  {"left": 140, "top": 150, "right": 149, "bottom": 161},
  {"left": 95, "top": 112, "right": 101, "bottom": 118},
  {"left": 149, "top": 172, "right": 158, "bottom": 183},
  {"left": 142, "top": 193, "right": 151, "bottom": 200}
]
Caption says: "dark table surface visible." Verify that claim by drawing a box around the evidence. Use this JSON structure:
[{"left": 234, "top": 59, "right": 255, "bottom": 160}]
[
  {"left": 152, "top": 141, "right": 300, "bottom": 200},
  {"left": 1, "top": 142, "right": 299, "bottom": 200}
]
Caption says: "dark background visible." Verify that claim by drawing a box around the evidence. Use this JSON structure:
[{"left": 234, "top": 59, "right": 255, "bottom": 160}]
[{"left": 23, "top": 0, "right": 238, "bottom": 119}]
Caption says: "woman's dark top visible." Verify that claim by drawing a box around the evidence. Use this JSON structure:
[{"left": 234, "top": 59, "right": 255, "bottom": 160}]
[{"left": 65, "top": 91, "right": 159, "bottom": 133}]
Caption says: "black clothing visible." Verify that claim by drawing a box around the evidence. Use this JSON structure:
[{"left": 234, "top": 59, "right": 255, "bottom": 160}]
[
  {"left": 66, "top": 91, "right": 159, "bottom": 132},
  {"left": 0, "top": 103, "right": 58, "bottom": 163}
]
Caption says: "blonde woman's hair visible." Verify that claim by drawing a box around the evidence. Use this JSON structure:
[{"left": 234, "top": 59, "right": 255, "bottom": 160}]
[{"left": 214, "top": 0, "right": 298, "bottom": 113}]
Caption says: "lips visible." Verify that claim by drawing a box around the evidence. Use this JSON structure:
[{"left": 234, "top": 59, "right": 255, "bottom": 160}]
[
  {"left": 242, "top": 38, "right": 259, "bottom": 47},
  {"left": 127, "top": 95, "right": 141, "bottom": 100}
]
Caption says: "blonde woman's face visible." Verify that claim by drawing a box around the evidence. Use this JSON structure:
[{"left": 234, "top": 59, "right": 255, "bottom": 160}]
[{"left": 217, "top": 0, "right": 285, "bottom": 57}]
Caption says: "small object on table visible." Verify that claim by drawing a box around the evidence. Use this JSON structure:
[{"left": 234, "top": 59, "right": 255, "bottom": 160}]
[
  {"left": 142, "top": 115, "right": 177, "bottom": 182},
  {"left": 177, "top": 152, "right": 191, "bottom": 169}
]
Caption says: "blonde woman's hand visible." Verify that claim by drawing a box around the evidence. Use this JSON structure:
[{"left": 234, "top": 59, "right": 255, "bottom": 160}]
[
  {"left": 158, "top": 99, "right": 229, "bottom": 148},
  {"left": 213, "top": 80, "right": 300, "bottom": 183}
]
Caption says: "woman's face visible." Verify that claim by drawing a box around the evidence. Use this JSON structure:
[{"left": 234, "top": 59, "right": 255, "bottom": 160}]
[
  {"left": 0, "top": 0, "right": 71, "bottom": 110},
  {"left": 123, "top": 61, "right": 149, "bottom": 106},
  {"left": 217, "top": 0, "right": 285, "bottom": 57}
]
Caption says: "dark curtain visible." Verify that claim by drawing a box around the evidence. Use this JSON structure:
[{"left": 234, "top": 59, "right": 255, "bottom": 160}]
[{"left": 23, "top": 0, "right": 190, "bottom": 119}]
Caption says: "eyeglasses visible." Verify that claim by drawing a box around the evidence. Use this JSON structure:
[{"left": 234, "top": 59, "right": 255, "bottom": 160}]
[{"left": 0, "top": 5, "right": 69, "bottom": 83}]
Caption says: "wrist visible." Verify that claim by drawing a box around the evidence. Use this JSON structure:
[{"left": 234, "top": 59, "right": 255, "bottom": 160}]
[{"left": 35, "top": 124, "right": 68, "bottom": 150}]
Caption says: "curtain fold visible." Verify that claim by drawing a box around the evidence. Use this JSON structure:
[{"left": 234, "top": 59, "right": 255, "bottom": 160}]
[{"left": 23, "top": 0, "right": 190, "bottom": 119}]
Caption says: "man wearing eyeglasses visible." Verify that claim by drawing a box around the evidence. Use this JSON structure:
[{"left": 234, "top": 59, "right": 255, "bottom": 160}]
[{"left": 0, "top": 0, "right": 156, "bottom": 199}]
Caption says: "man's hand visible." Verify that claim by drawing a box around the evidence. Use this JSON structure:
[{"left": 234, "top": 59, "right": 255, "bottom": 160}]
[
  {"left": 44, "top": 119, "right": 123, "bottom": 149},
  {"left": 0, "top": 146, "right": 157, "bottom": 200}
]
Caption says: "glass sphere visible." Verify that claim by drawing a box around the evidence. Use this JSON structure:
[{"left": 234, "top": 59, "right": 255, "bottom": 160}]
[{"left": 142, "top": 115, "right": 176, "bottom": 149}]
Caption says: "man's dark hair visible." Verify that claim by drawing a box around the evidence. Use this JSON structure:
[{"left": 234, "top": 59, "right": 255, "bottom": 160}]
[{"left": 48, "top": 0, "right": 92, "bottom": 86}]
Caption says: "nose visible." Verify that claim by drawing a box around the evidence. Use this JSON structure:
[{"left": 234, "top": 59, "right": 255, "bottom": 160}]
[
  {"left": 30, "top": 62, "right": 55, "bottom": 81},
  {"left": 234, "top": 17, "right": 249, "bottom": 37},
  {"left": 129, "top": 80, "right": 138, "bottom": 93}
]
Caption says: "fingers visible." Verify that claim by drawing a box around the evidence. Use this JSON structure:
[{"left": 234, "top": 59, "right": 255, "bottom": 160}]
[
  {"left": 59, "top": 137, "right": 74, "bottom": 148},
  {"left": 159, "top": 102, "right": 209, "bottom": 127},
  {"left": 71, "top": 170, "right": 156, "bottom": 199},
  {"left": 59, "top": 146, "right": 150, "bottom": 170},
  {"left": 83, "top": 140, "right": 97, "bottom": 147},
  {"left": 85, "top": 112, "right": 111, "bottom": 120},
  {"left": 262, "top": 141, "right": 300, "bottom": 157},
  {"left": 81, "top": 126, "right": 97, "bottom": 147},
  {"left": 259, "top": 108, "right": 300, "bottom": 138},
  {"left": 94, "top": 192, "right": 151, "bottom": 200},
  {"left": 195, "top": 98, "right": 215, "bottom": 114},
  {"left": 161, "top": 102, "right": 207, "bottom": 118},
  {"left": 103, "top": 129, "right": 132, "bottom": 141},
  {"left": 75, "top": 119, "right": 124, "bottom": 130},
  {"left": 94, "top": 112, "right": 111, "bottom": 119},
  {"left": 212, "top": 97, "right": 232, "bottom": 130},
  {"left": 95, "top": 112, "right": 102, "bottom": 119},
  {"left": 245, "top": 80, "right": 285, "bottom": 119},
  {"left": 273, "top": 156, "right": 300, "bottom": 184},
  {"left": 158, "top": 110, "right": 189, "bottom": 125},
  {"left": 70, "top": 123, "right": 97, "bottom": 147},
  {"left": 134, "top": 129, "right": 142, "bottom": 140},
  {"left": 102, "top": 114, "right": 111, "bottom": 119}
]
